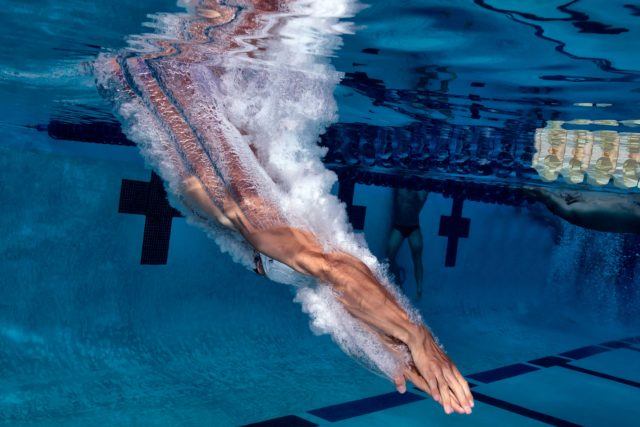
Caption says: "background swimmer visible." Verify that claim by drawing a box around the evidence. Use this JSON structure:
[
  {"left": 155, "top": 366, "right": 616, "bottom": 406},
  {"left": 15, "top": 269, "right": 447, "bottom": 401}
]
[
  {"left": 386, "top": 188, "right": 428, "bottom": 298},
  {"left": 526, "top": 187, "right": 640, "bottom": 234}
]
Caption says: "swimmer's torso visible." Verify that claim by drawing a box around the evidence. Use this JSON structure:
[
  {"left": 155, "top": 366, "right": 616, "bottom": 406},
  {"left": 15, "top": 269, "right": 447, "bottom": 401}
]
[{"left": 393, "top": 188, "right": 428, "bottom": 226}]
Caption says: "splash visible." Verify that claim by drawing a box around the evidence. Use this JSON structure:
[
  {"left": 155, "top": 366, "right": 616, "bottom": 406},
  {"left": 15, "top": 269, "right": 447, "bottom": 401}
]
[{"left": 95, "top": 0, "right": 419, "bottom": 379}]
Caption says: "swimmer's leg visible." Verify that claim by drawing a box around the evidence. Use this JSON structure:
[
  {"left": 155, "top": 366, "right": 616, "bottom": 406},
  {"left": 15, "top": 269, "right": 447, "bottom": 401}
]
[
  {"left": 180, "top": 176, "right": 236, "bottom": 230},
  {"left": 407, "top": 228, "right": 424, "bottom": 298},
  {"left": 386, "top": 228, "right": 405, "bottom": 287},
  {"left": 137, "top": 57, "right": 286, "bottom": 230},
  {"left": 121, "top": 56, "right": 265, "bottom": 234}
]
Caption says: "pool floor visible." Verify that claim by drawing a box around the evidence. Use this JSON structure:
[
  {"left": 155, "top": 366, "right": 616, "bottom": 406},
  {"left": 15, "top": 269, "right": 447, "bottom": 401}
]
[
  {"left": 2, "top": 140, "right": 639, "bottom": 426},
  {"left": 246, "top": 337, "right": 640, "bottom": 426}
]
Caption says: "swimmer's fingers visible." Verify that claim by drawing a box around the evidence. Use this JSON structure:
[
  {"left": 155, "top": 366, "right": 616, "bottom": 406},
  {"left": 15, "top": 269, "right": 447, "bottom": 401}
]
[
  {"left": 406, "top": 369, "right": 466, "bottom": 414},
  {"left": 393, "top": 375, "right": 407, "bottom": 394},
  {"left": 407, "top": 358, "right": 444, "bottom": 408},
  {"left": 565, "top": 191, "right": 583, "bottom": 204},
  {"left": 406, "top": 333, "right": 469, "bottom": 415},
  {"left": 443, "top": 368, "right": 472, "bottom": 414},
  {"left": 449, "top": 396, "right": 467, "bottom": 414},
  {"left": 406, "top": 366, "right": 441, "bottom": 405},
  {"left": 435, "top": 371, "right": 454, "bottom": 415},
  {"left": 452, "top": 365, "right": 474, "bottom": 409},
  {"left": 425, "top": 373, "right": 441, "bottom": 404},
  {"left": 407, "top": 365, "right": 467, "bottom": 414},
  {"left": 404, "top": 368, "right": 438, "bottom": 402},
  {"left": 435, "top": 371, "right": 468, "bottom": 415}
]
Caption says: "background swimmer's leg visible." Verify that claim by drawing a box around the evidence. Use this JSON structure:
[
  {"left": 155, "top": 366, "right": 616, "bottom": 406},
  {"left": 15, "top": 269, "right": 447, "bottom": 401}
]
[
  {"left": 407, "top": 229, "right": 424, "bottom": 298},
  {"left": 386, "top": 228, "right": 405, "bottom": 286}
]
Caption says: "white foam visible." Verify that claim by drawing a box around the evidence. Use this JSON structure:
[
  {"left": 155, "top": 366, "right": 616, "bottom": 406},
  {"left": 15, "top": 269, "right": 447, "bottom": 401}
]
[{"left": 95, "top": 0, "right": 422, "bottom": 381}]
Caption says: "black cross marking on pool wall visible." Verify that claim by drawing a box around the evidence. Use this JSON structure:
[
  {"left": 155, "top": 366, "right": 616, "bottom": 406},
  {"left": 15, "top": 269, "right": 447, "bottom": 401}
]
[
  {"left": 338, "top": 177, "right": 367, "bottom": 231},
  {"left": 438, "top": 197, "right": 470, "bottom": 267},
  {"left": 119, "top": 172, "right": 182, "bottom": 265}
]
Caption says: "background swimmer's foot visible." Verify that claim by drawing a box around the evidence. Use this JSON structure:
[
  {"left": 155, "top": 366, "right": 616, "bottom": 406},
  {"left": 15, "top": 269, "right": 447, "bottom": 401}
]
[{"left": 416, "top": 286, "right": 423, "bottom": 299}]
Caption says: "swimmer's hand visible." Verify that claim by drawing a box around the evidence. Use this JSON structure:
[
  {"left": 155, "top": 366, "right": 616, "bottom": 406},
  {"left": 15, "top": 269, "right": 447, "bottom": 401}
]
[
  {"left": 403, "top": 327, "right": 473, "bottom": 415},
  {"left": 561, "top": 191, "right": 584, "bottom": 205},
  {"left": 376, "top": 328, "right": 473, "bottom": 415},
  {"left": 303, "top": 250, "right": 472, "bottom": 414}
]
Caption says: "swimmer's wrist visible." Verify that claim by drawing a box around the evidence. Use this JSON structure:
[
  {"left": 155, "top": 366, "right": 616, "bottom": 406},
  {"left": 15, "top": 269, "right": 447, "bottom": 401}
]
[{"left": 404, "top": 324, "right": 430, "bottom": 347}]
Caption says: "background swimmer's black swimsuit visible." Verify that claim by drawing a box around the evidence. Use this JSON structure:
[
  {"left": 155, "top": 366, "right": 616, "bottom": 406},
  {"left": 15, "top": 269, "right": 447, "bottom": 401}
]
[{"left": 393, "top": 224, "right": 419, "bottom": 238}]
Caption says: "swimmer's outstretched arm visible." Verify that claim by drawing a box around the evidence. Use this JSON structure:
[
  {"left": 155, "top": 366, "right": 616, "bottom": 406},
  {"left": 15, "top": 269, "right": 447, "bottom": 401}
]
[
  {"left": 176, "top": 178, "right": 473, "bottom": 412},
  {"left": 525, "top": 187, "right": 640, "bottom": 233},
  {"left": 173, "top": 147, "right": 473, "bottom": 414},
  {"left": 115, "top": 1, "right": 471, "bottom": 412},
  {"left": 232, "top": 225, "right": 474, "bottom": 415},
  {"left": 171, "top": 137, "right": 473, "bottom": 413},
  {"left": 528, "top": 188, "right": 575, "bottom": 220},
  {"left": 305, "top": 249, "right": 474, "bottom": 415}
]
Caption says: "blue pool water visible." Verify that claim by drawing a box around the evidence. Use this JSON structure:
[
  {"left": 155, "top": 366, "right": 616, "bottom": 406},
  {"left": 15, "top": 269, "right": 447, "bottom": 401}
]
[{"left": 1, "top": 1, "right": 640, "bottom": 425}]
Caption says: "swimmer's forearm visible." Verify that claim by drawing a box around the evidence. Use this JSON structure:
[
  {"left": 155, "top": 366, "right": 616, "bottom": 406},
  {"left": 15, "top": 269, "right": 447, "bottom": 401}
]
[
  {"left": 245, "top": 229, "right": 427, "bottom": 344},
  {"left": 316, "top": 253, "right": 426, "bottom": 345},
  {"left": 319, "top": 254, "right": 475, "bottom": 414},
  {"left": 534, "top": 189, "right": 574, "bottom": 220}
]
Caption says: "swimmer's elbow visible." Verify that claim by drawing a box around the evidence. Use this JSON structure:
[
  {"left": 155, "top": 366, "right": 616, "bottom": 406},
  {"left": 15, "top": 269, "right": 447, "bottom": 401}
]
[
  {"left": 298, "top": 251, "right": 363, "bottom": 290},
  {"left": 295, "top": 249, "right": 331, "bottom": 280}
]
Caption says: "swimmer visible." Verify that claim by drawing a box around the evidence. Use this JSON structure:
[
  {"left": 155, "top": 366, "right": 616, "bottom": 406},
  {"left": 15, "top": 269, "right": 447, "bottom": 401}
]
[
  {"left": 180, "top": 173, "right": 472, "bottom": 414},
  {"left": 98, "top": 0, "right": 473, "bottom": 415},
  {"left": 525, "top": 187, "right": 640, "bottom": 233},
  {"left": 386, "top": 188, "right": 428, "bottom": 298}
]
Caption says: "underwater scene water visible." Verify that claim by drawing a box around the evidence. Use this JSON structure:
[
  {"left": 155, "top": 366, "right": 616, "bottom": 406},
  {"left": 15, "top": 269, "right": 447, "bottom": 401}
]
[{"left": 1, "top": 0, "right": 640, "bottom": 425}]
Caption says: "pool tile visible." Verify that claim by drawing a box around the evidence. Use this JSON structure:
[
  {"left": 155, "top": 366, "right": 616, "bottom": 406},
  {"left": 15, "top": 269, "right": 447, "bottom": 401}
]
[
  {"left": 602, "top": 340, "right": 632, "bottom": 349},
  {"left": 559, "top": 345, "right": 609, "bottom": 360},
  {"left": 472, "top": 366, "right": 640, "bottom": 426},
  {"left": 528, "top": 356, "right": 571, "bottom": 368},
  {"left": 308, "top": 391, "right": 424, "bottom": 422},
  {"left": 243, "top": 414, "right": 318, "bottom": 426},
  {"left": 118, "top": 172, "right": 183, "bottom": 264},
  {"left": 624, "top": 336, "right": 640, "bottom": 345},
  {"left": 467, "top": 363, "right": 539, "bottom": 384},
  {"left": 570, "top": 348, "right": 640, "bottom": 384},
  {"left": 472, "top": 390, "right": 578, "bottom": 427},
  {"left": 328, "top": 394, "right": 545, "bottom": 426}
]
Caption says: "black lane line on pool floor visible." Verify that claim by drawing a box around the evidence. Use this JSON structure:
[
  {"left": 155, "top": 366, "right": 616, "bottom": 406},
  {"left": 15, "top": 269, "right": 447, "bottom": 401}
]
[
  {"left": 466, "top": 363, "right": 539, "bottom": 384},
  {"left": 529, "top": 355, "right": 640, "bottom": 389},
  {"left": 559, "top": 345, "right": 610, "bottom": 360},
  {"left": 307, "top": 391, "right": 424, "bottom": 422},
  {"left": 469, "top": 387, "right": 580, "bottom": 427},
  {"left": 243, "top": 414, "right": 318, "bottom": 427},
  {"left": 246, "top": 336, "right": 640, "bottom": 425},
  {"left": 603, "top": 340, "right": 640, "bottom": 353}
]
